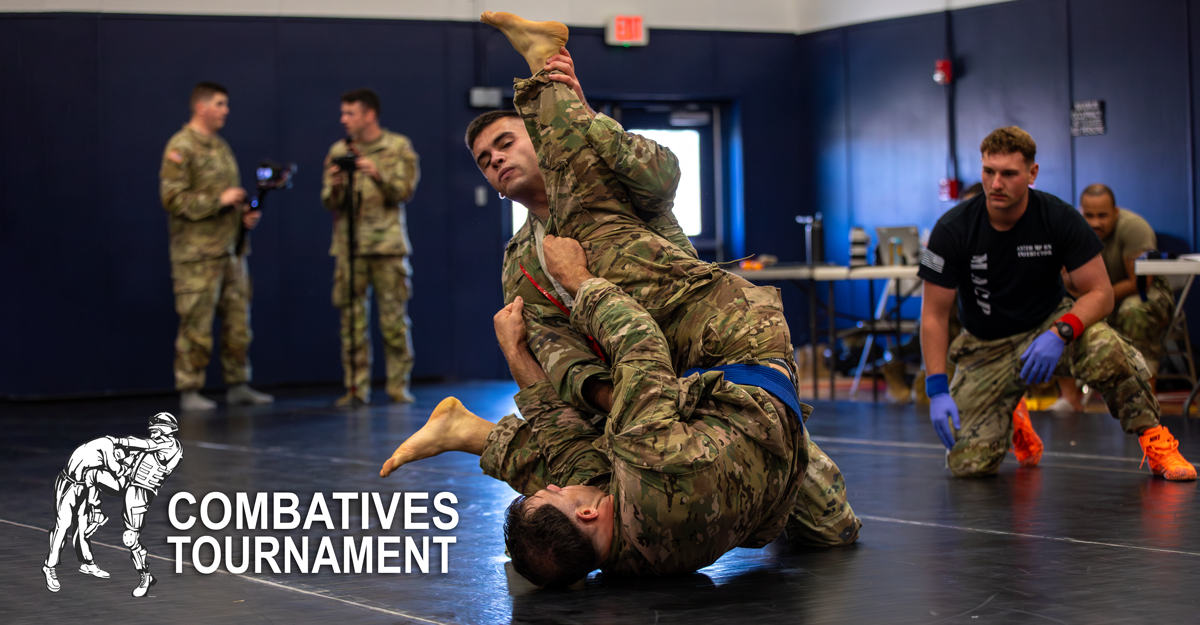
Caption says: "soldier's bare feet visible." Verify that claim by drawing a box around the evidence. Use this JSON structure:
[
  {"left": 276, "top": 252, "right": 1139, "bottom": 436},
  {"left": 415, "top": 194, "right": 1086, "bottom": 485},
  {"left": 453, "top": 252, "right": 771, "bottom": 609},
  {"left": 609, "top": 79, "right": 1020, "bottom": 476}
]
[
  {"left": 480, "top": 11, "right": 569, "bottom": 76},
  {"left": 380, "top": 397, "right": 493, "bottom": 477}
]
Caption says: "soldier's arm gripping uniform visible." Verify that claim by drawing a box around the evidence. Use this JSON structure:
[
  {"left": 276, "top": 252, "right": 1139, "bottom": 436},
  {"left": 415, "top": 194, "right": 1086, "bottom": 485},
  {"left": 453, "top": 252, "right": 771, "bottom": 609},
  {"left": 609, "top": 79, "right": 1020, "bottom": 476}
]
[
  {"left": 160, "top": 127, "right": 252, "bottom": 391},
  {"left": 503, "top": 221, "right": 613, "bottom": 413},
  {"left": 500, "top": 80, "right": 699, "bottom": 412}
]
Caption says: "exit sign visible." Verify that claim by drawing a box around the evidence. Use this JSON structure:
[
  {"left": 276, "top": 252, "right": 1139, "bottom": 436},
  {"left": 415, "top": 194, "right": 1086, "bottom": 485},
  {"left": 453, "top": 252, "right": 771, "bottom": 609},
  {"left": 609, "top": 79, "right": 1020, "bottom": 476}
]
[{"left": 606, "top": 15, "right": 648, "bottom": 47}]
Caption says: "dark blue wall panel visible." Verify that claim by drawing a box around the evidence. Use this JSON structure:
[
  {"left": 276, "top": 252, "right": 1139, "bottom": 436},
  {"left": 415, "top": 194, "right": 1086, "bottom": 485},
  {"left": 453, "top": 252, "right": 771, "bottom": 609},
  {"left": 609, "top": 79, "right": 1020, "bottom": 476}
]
[
  {"left": 839, "top": 14, "right": 947, "bottom": 320},
  {"left": 952, "top": 0, "right": 1071, "bottom": 201},
  {"left": 1070, "top": 0, "right": 1191, "bottom": 242},
  {"left": 1, "top": 16, "right": 104, "bottom": 396}
]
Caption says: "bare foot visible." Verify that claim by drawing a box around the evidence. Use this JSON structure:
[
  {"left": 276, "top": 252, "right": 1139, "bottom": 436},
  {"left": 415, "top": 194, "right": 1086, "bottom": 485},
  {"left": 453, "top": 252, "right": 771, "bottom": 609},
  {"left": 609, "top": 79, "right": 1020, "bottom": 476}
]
[
  {"left": 379, "top": 397, "right": 493, "bottom": 477},
  {"left": 480, "top": 11, "right": 569, "bottom": 76}
]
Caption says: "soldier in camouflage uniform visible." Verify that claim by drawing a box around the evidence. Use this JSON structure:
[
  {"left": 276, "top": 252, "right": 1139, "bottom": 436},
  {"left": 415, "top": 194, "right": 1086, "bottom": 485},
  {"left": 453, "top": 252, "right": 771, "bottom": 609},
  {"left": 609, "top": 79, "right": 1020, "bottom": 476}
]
[
  {"left": 380, "top": 283, "right": 859, "bottom": 586},
  {"left": 160, "top": 82, "right": 273, "bottom": 411},
  {"left": 321, "top": 89, "right": 420, "bottom": 405},
  {"left": 461, "top": 28, "right": 857, "bottom": 548},
  {"left": 1054, "top": 185, "right": 1176, "bottom": 410},
  {"left": 919, "top": 126, "right": 1194, "bottom": 481}
]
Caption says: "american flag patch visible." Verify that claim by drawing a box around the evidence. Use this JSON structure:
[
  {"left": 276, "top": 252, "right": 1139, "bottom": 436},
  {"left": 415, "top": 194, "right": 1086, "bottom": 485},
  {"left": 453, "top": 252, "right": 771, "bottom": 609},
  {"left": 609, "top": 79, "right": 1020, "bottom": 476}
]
[{"left": 921, "top": 249, "right": 945, "bottom": 273}]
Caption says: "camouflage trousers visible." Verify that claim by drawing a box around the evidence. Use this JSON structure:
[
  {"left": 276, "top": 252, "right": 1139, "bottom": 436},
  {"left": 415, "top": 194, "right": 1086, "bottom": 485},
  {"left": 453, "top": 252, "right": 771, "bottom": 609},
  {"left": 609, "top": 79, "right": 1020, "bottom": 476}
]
[
  {"left": 947, "top": 298, "right": 1159, "bottom": 477},
  {"left": 515, "top": 72, "right": 791, "bottom": 373},
  {"left": 332, "top": 254, "right": 413, "bottom": 399},
  {"left": 479, "top": 408, "right": 861, "bottom": 547},
  {"left": 171, "top": 255, "right": 251, "bottom": 390},
  {"left": 1107, "top": 276, "right": 1174, "bottom": 377}
]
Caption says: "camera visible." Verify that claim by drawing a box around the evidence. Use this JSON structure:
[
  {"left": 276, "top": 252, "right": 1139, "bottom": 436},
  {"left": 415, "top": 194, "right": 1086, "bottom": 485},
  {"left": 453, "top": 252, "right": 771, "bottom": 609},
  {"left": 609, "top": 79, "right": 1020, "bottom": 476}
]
[
  {"left": 250, "top": 160, "right": 297, "bottom": 209},
  {"left": 331, "top": 154, "right": 358, "bottom": 173}
]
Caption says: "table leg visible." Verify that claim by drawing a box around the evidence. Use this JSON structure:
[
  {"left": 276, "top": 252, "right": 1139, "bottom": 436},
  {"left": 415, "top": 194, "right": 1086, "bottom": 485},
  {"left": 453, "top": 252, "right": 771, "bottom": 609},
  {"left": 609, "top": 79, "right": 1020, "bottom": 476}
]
[
  {"left": 809, "top": 277, "right": 818, "bottom": 400},
  {"left": 828, "top": 281, "right": 836, "bottom": 402},
  {"left": 870, "top": 279, "right": 878, "bottom": 403}
]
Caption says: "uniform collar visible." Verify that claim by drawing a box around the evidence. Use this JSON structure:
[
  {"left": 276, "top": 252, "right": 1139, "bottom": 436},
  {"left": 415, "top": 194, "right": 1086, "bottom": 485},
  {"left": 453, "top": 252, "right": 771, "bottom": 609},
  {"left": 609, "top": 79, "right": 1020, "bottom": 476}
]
[
  {"left": 182, "top": 123, "right": 219, "bottom": 147},
  {"left": 356, "top": 128, "right": 389, "bottom": 153}
]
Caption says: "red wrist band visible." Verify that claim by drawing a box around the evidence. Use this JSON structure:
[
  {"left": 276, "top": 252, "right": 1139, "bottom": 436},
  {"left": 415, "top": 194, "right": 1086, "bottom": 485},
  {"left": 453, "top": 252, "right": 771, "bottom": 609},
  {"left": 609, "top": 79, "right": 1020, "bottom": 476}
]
[{"left": 1059, "top": 313, "right": 1084, "bottom": 339}]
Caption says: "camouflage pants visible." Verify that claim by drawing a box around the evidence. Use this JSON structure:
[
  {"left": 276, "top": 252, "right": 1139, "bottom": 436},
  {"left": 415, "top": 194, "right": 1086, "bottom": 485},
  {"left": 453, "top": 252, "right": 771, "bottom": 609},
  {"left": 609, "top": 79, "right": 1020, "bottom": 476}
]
[
  {"left": 171, "top": 255, "right": 251, "bottom": 390},
  {"left": 332, "top": 254, "right": 413, "bottom": 398},
  {"left": 479, "top": 409, "right": 861, "bottom": 547},
  {"left": 947, "top": 298, "right": 1159, "bottom": 477},
  {"left": 515, "top": 73, "right": 791, "bottom": 372},
  {"left": 1107, "top": 276, "right": 1174, "bottom": 377}
]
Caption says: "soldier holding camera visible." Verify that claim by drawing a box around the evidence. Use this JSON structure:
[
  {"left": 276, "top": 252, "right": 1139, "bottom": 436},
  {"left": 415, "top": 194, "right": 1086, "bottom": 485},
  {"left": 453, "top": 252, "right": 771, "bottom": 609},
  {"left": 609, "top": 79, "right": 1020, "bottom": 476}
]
[
  {"left": 321, "top": 88, "right": 421, "bottom": 406},
  {"left": 160, "top": 81, "right": 274, "bottom": 411}
]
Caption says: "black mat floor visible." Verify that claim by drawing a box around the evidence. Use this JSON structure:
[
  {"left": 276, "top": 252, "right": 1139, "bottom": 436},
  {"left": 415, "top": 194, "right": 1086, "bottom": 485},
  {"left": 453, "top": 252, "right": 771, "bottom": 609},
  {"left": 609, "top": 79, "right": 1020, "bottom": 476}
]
[{"left": 2, "top": 382, "right": 1197, "bottom": 624}]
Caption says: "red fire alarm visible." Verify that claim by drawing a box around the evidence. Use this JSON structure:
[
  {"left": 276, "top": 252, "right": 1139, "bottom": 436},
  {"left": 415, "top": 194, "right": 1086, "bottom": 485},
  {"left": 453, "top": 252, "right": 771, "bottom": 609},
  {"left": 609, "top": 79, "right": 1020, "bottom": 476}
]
[
  {"left": 934, "top": 59, "right": 952, "bottom": 85},
  {"left": 606, "top": 15, "right": 648, "bottom": 47},
  {"left": 939, "top": 178, "right": 960, "bottom": 202}
]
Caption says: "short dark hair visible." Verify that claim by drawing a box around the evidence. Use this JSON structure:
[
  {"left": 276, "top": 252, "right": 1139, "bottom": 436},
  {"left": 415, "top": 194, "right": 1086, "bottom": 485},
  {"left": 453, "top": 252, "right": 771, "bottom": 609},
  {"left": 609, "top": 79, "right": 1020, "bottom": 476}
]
[
  {"left": 980, "top": 126, "right": 1037, "bottom": 165},
  {"left": 190, "top": 82, "right": 228, "bottom": 112},
  {"left": 1081, "top": 183, "right": 1116, "bottom": 207},
  {"left": 465, "top": 110, "right": 521, "bottom": 152},
  {"left": 342, "top": 88, "right": 381, "bottom": 116},
  {"left": 503, "top": 495, "right": 597, "bottom": 588}
]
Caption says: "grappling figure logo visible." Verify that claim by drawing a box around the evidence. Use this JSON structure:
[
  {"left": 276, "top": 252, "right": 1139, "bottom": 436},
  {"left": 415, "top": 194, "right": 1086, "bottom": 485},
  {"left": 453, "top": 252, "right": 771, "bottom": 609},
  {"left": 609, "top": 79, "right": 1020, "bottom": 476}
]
[{"left": 41, "top": 412, "right": 184, "bottom": 598}]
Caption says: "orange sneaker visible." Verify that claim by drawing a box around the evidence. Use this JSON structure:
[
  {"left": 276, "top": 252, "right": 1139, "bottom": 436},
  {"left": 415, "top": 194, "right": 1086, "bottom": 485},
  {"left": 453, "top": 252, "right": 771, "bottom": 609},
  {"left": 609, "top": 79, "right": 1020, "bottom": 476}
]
[
  {"left": 1011, "top": 398, "right": 1043, "bottom": 467},
  {"left": 1138, "top": 425, "right": 1197, "bottom": 481}
]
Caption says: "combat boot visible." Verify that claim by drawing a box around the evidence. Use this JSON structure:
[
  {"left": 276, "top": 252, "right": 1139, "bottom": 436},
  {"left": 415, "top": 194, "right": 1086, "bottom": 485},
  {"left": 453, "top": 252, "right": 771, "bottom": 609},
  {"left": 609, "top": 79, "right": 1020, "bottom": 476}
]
[
  {"left": 132, "top": 571, "right": 156, "bottom": 598},
  {"left": 335, "top": 391, "right": 369, "bottom": 408},
  {"left": 42, "top": 565, "right": 59, "bottom": 592},
  {"left": 227, "top": 383, "right": 274, "bottom": 406},
  {"left": 79, "top": 562, "right": 109, "bottom": 579},
  {"left": 1138, "top": 425, "right": 1197, "bottom": 481},
  {"left": 882, "top": 359, "right": 911, "bottom": 404},
  {"left": 389, "top": 390, "right": 416, "bottom": 404},
  {"left": 180, "top": 390, "right": 217, "bottom": 411},
  {"left": 912, "top": 369, "right": 929, "bottom": 405},
  {"left": 1010, "top": 398, "right": 1043, "bottom": 467}
]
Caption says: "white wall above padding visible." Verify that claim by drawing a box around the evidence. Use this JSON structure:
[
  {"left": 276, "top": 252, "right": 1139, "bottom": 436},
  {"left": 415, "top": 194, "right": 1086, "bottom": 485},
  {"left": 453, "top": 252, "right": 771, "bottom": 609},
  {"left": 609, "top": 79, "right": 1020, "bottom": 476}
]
[{"left": 2, "top": 0, "right": 1016, "bottom": 34}]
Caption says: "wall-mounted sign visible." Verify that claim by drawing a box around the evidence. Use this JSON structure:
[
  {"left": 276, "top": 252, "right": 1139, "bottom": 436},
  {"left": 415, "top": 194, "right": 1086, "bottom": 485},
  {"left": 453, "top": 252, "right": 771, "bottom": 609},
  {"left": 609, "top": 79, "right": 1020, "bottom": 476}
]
[
  {"left": 606, "top": 15, "right": 648, "bottom": 47},
  {"left": 1071, "top": 100, "right": 1106, "bottom": 137}
]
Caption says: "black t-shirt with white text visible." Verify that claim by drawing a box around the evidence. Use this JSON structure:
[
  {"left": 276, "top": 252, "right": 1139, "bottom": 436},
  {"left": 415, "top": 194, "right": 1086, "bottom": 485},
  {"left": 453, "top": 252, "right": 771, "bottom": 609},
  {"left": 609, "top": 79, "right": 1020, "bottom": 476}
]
[{"left": 917, "top": 189, "right": 1103, "bottom": 340}]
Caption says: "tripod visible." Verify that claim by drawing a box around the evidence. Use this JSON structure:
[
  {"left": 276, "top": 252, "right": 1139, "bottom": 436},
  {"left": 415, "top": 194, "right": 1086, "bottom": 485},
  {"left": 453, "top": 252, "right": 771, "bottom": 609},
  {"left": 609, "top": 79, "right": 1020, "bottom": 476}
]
[{"left": 333, "top": 141, "right": 363, "bottom": 406}]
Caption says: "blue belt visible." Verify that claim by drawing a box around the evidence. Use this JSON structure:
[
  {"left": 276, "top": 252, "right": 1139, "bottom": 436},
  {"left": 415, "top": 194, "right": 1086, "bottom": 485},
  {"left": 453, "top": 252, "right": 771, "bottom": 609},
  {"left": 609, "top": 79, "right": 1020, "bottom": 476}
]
[{"left": 683, "top": 364, "right": 803, "bottom": 421}]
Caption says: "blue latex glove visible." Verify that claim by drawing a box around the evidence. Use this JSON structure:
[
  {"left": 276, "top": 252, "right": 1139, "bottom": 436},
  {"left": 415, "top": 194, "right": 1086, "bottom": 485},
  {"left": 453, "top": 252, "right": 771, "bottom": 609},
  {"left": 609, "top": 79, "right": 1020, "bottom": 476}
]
[
  {"left": 1019, "top": 329, "right": 1066, "bottom": 385},
  {"left": 926, "top": 374, "right": 960, "bottom": 449}
]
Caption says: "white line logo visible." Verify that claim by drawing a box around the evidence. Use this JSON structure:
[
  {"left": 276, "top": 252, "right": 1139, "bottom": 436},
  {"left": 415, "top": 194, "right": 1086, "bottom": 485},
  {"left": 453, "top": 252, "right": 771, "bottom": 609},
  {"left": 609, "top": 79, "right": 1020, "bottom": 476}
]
[{"left": 42, "top": 412, "right": 183, "bottom": 598}]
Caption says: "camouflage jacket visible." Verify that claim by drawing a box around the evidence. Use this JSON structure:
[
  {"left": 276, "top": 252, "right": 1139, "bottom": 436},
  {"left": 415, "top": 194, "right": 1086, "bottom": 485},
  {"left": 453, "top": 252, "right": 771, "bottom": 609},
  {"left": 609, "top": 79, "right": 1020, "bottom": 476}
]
[
  {"left": 516, "top": 277, "right": 805, "bottom": 577},
  {"left": 513, "top": 73, "right": 737, "bottom": 371},
  {"left": 160, "top": 125, "right": 243, "bottom": 263},
  {"left": 321, "top": 129, "right": 420, "bottom": 257},
  {"left": 501, "top": 108, "right": 697, "bottom": 413}
]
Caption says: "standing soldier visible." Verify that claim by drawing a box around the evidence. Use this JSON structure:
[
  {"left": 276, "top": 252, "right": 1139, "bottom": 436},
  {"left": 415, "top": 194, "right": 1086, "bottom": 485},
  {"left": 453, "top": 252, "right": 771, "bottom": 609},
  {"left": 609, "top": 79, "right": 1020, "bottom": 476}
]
[
  {"left": 321, "top": 89, "right": 420, "bottom": 406},
  {"left": 160, "top": 82, "right": 274, "bottom": 411}
]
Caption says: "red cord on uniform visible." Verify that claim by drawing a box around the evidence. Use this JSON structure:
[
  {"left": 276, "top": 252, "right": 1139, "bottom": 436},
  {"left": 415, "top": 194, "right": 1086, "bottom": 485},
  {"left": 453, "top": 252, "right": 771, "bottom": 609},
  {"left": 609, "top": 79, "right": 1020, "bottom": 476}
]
[{"left": 519, "top": 264, "right": 606, "bottom": 363}]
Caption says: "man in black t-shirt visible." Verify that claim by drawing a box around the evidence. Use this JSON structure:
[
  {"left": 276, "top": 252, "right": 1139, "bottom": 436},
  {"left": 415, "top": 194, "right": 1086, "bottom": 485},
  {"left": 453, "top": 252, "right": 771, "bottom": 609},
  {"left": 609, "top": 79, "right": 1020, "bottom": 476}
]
[{"left": 917, "top": 126, "right": 1194, "bottom": 481}]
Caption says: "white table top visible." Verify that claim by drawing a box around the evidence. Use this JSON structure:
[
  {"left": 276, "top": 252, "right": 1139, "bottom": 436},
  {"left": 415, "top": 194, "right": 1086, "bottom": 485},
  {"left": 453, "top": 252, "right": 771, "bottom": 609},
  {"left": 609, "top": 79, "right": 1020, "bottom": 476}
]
[
  {"left": 730, "top": 264, "right": 920, "bottom": 281},
  {"left": 1134, "top": 257, "right": 1200, "bottom": 276}
]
